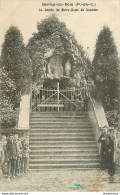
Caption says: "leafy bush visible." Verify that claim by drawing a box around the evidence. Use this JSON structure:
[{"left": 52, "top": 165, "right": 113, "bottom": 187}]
[
  {"left": 0, "top": 98, "right": 19, "bottom": 129},
  {"left": 105, "top": 110, "right": 118, "bottom": 127},
  {"left": 43, "top": 77, "right": 73, "bottom": 89}
]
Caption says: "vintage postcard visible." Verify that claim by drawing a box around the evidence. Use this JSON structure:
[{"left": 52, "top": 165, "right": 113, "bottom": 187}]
[{"left": 0, "top": 0, "right": 120, "bottom": 193}]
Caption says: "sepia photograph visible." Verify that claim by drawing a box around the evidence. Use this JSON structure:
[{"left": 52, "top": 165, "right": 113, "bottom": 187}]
[{"left": 0, "top": 0, "right": 120, "bottom": 192}]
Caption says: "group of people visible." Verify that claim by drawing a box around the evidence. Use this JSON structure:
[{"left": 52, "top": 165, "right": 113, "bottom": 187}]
[
  {"left": 0, "top": 125, "right": 116, "bottom": 179},
  {"left": 0, "top": 133, "right": 30, "bottom": 179},
  {"left": 98, "top": 126, "right": 115, "bottom": 176}
]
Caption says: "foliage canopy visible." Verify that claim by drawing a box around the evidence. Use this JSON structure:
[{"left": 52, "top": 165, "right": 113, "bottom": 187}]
[
  {"left": 27, "top": 15, "right": 90, "bottom": 82},
  {"left": 92, "top": 26, "right": 119, "bottom": 112},
  {"left": 0, "top": 26, "right": 32, "bottom": 129}
]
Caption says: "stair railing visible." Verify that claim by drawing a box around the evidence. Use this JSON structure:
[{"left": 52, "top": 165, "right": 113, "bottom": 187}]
[
  {"left": 83, "top": 80, "right": 109, "bottom": 153},
  {"left": 88, "top": 98, "right": 109, "bottom": 153}
]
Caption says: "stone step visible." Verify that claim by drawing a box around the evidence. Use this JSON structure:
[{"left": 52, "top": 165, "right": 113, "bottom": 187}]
[
  {"left": 29, "top": 142, "right": 97, "bottom": 147},
  {"left": 29, "top": 140, "right": 96, "bottom": 143},
  {"left": 30, "top": 115, "right": 88, "bottom": 121},
  {"left": 30, "top": 127, "right": 93, "bottom": 131},
  {"left": 31, "top": 112, "right": 87, "bottom": 116},
  {"left": 29, "top": 130, "right": 93, "bottom": 134},
  {"left": 29, "top": 163, "right": 100, "bottom": 170},
  {"left": 30, "top": 121, "right": 90, "bottom": 125},
  {"left": 29, "top": 167, "right": 99, "bottom": 170},
  {"left": 30, "top": 116, "right": 88, "bottom": 119},
  {"left": 30, "top": 124, "right": 91, "bottom": 128},
  {"left": 29, "top": 159, "right": 99, "bottom": 164},
  {"left": 30, "top": 127, "right": 93, "bottom": 130},
  {"left": 29, "top": 137, "right": 95, "bottom": 142},
  {"left": 30, "top": 151, "right": 99, "bottom": 155},
  {"left": 30, "top": 150, "right": 98, "bottom": 155},
  {"left": 30, "top": 140, "right": 96, "bottom": 147},
  {"left": 30, "top": 120, "right": 89, "bottom": 123},
  {"left": 29, "top": 136, "right": 94, "bottom": 139},
  {"left": 29, "top": 133, "right": 94, "bottom": 137},
  {"left": 30, "top": 129, "right": 93, "bottom": 133},
  {"left": 29, "top": 146, "right": 98, "bottom": 151},
  {"left": 30, "top": 154, "right": 99, "bottom": 159},
  {"left": 29, "top": 139, "right": 95, "bottom": 142},
  {"left": 30, "top": 146, "right": 97, "bottom": 153}
]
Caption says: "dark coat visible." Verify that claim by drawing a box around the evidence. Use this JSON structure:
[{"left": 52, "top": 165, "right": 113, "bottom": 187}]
[
  {"left": 107, "top": 138, "right": 114, "bottom": 169},
  {"left": 98, "top": 133, "right": 109, "bottom": 168},
  {"left": 98, "top": 133, "right": 108, "bottom": 152},
  {"left": 6, "top": 140, "right": 17, "bottom": 160},
  {"left": 3, "top": 145, "right": 9, "bottom": 162}
]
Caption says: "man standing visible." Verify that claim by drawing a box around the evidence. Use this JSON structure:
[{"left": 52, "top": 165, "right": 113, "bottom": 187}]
[
  {"left": 84, "top": 92, "right": 89, "bottom": 111},
  {"left": 98, "top": 126, "right": 109, "bottom": 169},
  {"left": 6, "top": 134, "right": 17, "bottom": 179},
  {"left": 0, "top": 140, "right": 3, "bottom": 181},
  {"left": 107, "top": 135, "right": 115, "bottom": 176},
  {"left": 21, "top": 138, "right": 29, "bottom": 174},
  {"left": 14, "top": 133, "right": 22, "bottom": 176},
  {"left": 1, "top": 136, "right": 8, "bottom": 176}
]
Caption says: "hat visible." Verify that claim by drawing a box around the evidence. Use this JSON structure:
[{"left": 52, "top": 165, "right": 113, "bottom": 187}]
[{"left": 108, "top": 127, "right": 114, "bottom": 132}]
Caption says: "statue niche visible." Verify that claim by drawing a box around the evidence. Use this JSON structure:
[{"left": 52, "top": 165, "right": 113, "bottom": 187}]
[
  {"left": 46, "top": 55, "right": 63, "bottom": 79},
  {"left": 65, "top": 60, "right": 71, "bottom": 77},
  {"left": 45, "top": 53, "right": 73, "bottom": 79},
  {"left": 62, "top": 53, "right": 74, "bottom": 77}
]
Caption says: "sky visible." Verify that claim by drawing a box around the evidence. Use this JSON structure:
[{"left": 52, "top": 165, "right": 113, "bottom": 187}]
[{"left": 0, "top": 0, "right": 120, "bottom": 60}]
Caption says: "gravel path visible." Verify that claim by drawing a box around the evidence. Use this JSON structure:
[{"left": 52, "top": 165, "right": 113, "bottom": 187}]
[{"left": 0, "top": 168, "right": 120, "bottom": 192}]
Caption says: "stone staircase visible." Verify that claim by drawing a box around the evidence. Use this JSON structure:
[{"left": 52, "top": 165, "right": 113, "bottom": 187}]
[{"left": 29, "top": 112, "right": 100, "bottom": 170}]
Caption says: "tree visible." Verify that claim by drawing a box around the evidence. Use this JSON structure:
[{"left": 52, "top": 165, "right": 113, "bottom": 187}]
[
  {"left": 1, "top": 26, "right": 32, "bottom": 108},
  {"left": 0, "top": 26, "right": 32, "bottom": 129},
  {"left": 92, "top": 26, "right": 119, "bottom": 111}
]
